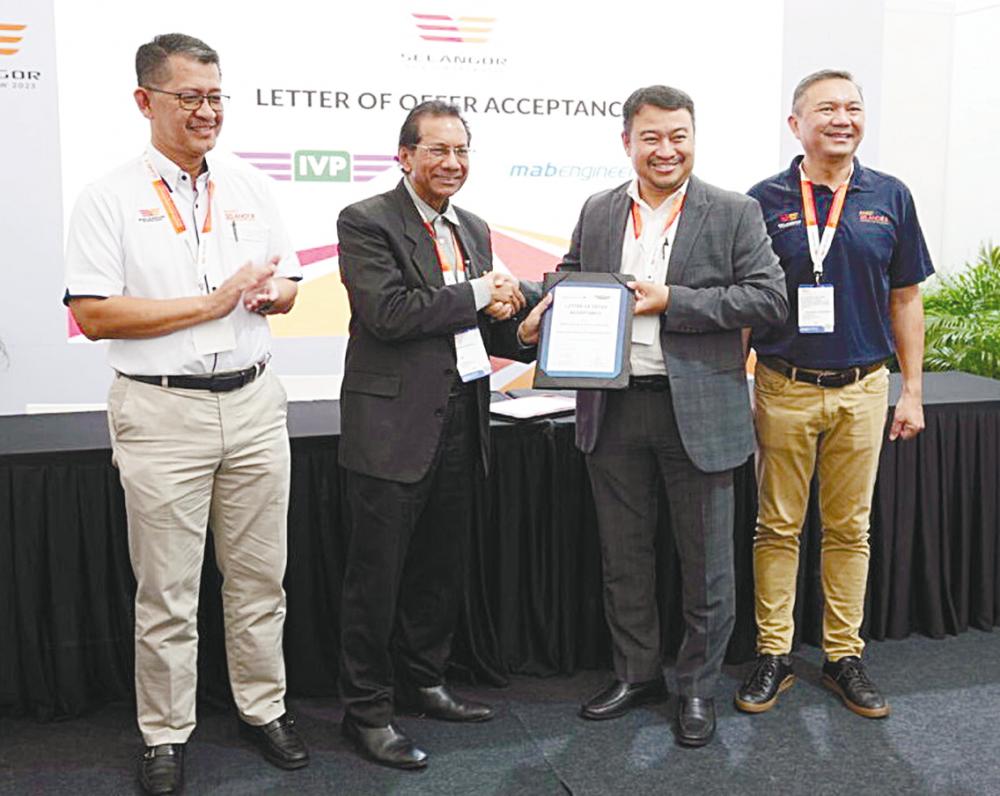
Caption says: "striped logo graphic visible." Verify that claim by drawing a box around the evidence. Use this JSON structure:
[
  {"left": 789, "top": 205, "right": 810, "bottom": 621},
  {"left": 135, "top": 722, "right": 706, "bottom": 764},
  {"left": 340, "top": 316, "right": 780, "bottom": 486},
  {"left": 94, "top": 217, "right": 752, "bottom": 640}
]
[
  {"left": 0, "top": 23, "right": 26, "bottom": 56},
  {"left": 235, "top": 151, "right": 395, "bottom": 182},
  {"left": 412, "top": 13, "right": 494, "bottom": 44}
]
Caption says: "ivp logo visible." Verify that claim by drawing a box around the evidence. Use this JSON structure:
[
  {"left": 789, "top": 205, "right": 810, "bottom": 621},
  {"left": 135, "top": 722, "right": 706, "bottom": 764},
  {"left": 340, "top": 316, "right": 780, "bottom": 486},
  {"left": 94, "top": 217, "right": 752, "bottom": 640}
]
[
  {"left": 235, "top": 151, "right": 395, "bottom": 182},
  {"left": 0, "top": 23, "right": 26, "bottom": 56},
  {"left": 295, "top": 150, "right": 350, "bottom": 182}
]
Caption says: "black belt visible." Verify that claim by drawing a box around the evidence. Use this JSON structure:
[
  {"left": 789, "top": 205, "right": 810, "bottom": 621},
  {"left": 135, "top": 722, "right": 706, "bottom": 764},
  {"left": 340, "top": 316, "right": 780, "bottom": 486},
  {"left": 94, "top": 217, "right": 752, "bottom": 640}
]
[
  {"left": 628, "top": 375, "right": 671, "bottom": 391},
  {"left": 758, "top": 356, "right": 885, "bottom": 389},
  {"left": 123, "top": 360, "right": 267, "bottom": 393}
]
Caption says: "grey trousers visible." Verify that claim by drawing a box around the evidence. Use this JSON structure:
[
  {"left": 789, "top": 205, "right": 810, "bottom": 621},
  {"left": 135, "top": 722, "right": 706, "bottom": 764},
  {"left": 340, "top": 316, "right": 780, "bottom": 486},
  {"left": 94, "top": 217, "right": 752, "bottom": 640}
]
[{"left": 585, "top": 386, "right": 736, "bottom": 697}]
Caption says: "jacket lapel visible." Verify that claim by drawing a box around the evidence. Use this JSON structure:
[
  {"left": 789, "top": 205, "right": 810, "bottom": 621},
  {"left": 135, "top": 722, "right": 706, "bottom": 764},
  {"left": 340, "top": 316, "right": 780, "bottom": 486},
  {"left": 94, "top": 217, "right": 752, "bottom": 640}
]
[
  {"left": 606, "top": 186, "right": 631, "bottom": 274},
  {"left": 666, "top": 175, "right": 711, "bottom": 284},
  {"left": 452, "top": 223, "right": 482, "bottom": 278},
  {"left": 395, "top": 181, "right": 444, "bottom": 288}
]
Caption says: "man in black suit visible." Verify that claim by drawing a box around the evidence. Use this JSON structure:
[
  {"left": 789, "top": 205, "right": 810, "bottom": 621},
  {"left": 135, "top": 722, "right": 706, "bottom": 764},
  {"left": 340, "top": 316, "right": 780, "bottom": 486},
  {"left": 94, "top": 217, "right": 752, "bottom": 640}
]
[
  {"left": 336, "top": 100, "right": 540, "bottom": 770},
  {"left": 520, "top": 85, "right": 787, "bottom": 746}
]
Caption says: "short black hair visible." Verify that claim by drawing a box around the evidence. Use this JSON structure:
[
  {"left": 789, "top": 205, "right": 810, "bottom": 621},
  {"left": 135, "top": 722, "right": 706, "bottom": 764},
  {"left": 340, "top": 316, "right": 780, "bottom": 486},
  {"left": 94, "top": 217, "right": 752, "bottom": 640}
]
[
  {"left": 135, "top": 33, "right": 219, "bottom": 86},
  {"left": 398, "top": 100, "right": 471, "bottom": 149},
  {"left": 622, "top": 85, "right": 695, "bottom": 135},
  {"left": 791, "top": 69, "right": 863, "bottom": 114}
]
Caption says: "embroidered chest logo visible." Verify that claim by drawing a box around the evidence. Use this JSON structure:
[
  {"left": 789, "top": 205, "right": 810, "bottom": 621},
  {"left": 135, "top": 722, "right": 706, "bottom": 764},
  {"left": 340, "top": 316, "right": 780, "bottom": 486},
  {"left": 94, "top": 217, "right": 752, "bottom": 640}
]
[
  {"left": 858, "top": 210, "right": 890, "bottom": 225},
  {"left": 225, "top": 210, "right": 256, "bottom": 222},
  {"left": 776, "top": 211, "right": 801, "bottom": 229},
  {"left": 137, "top": 208, "right": 165, "bottom": 223}
]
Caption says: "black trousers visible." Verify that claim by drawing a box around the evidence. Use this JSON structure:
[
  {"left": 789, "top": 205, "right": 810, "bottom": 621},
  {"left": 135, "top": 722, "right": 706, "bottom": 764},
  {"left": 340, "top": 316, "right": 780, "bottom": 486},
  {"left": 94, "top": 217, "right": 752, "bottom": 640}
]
[
  {"left": 586, "top": 385, "right": 736, "bottom": 697},
  {"left": 339, "top": 386, "right": 478, "bottom": 726}
]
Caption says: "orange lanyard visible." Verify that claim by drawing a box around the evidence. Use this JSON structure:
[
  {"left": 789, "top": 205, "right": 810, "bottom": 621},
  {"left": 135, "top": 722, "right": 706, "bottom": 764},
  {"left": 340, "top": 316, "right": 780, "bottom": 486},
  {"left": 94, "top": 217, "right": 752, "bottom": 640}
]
[
  {"left": 423, "top": 220, "right": 465, "bottom": 276},
  {"left": 144, "top": 155, "right": 214, "bottom": 235},
  {"left": 630, "top": 194, "right": 685, "bottom": 240},
  {"left": 800, "top": 166, "right": 850, "bottom": 283}
]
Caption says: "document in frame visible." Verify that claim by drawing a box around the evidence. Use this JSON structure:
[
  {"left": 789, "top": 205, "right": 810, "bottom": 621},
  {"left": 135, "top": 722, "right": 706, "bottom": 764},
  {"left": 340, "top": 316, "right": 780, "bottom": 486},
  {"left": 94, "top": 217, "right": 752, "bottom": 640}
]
[{"left": 533, "top": 271, "right": 634, "bottom": 390}]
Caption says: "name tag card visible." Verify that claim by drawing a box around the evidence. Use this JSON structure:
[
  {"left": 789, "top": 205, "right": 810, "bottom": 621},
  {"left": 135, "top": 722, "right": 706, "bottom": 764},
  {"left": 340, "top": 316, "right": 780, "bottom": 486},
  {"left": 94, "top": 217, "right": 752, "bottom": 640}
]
[
  {"left": 798, "top": 284, "right": 835, "bottom": 334},
  {"left": 193, "top": 316, "right": 238, "bottom": 355},
  {"left": 455, "top": 327, "right": 491, "bottom": 382}
]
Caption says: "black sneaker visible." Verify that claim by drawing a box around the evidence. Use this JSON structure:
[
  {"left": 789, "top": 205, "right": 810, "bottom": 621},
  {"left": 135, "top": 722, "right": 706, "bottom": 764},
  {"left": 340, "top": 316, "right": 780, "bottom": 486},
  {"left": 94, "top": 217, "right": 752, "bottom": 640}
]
[
  {"left": 822, "top": 656, "right": 890, "bottom": 718},
  {"left": 734, "top": 654, "right": 795, "bottom": 713}
]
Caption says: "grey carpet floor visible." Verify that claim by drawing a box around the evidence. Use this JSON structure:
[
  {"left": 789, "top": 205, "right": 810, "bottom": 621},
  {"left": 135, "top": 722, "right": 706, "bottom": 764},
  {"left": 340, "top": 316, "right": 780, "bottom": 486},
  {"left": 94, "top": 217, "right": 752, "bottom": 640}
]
[{"left": 2, "top": 630, "right": 999, "bottom": 795}]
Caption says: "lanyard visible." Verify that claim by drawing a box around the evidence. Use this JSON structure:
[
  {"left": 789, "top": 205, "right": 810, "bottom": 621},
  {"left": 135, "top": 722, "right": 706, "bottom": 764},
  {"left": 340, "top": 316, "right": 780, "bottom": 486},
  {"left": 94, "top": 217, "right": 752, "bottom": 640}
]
[
  {"left": 630, "top": 193, "right": 685, "bottom": 240},
  {"left": 142, "top": 154, "right": 215, "bottom": 282},
  {"left": 422, "top": 220, "right": 465, "bottom": 278},
  {"left": 799, "top": 165, "right": 850, "bottom": 284}
]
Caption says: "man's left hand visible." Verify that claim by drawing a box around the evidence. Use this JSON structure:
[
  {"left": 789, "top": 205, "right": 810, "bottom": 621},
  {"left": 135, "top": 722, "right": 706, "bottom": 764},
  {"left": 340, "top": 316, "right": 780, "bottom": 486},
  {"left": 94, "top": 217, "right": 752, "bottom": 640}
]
[
  {"left": 627, "top": 281, "right": 670, "bottom": 315},
  {"left": 244, "top": 278, "right": 280, "bottom": 314},
  {"left": 889, "top": 392, "right": 925, "bottom": 440}
]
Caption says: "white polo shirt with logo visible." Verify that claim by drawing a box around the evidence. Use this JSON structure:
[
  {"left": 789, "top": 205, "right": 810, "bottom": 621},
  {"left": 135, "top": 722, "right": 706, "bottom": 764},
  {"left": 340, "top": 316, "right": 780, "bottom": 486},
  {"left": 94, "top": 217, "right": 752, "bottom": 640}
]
[{"left": 64, "top": 145, "right": 300, "bottom": 376}]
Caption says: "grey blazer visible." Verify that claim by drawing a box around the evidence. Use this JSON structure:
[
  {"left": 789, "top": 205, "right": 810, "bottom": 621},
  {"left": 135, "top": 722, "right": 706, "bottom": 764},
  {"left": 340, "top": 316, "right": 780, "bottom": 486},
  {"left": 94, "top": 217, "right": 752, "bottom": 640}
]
[
  {"left": 337, "top": 180, "right": 532, "bottom": 484},
  {"left": 563, "top": 175, "right": 788, "bottom": 473}
]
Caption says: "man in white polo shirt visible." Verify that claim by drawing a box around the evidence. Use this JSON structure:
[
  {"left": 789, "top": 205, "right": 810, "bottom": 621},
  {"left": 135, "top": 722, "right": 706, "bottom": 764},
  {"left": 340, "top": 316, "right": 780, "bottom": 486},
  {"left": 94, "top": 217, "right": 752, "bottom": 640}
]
[{"left": 64, "top": 33, "right": 307, "bottom": 795}]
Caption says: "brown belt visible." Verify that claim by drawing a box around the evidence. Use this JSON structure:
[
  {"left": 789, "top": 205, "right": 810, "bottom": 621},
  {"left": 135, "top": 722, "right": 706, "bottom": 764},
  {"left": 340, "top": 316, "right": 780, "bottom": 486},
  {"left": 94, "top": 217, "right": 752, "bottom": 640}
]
[{"left": 758, "top": 356, "right": 885, "bottom": 389}]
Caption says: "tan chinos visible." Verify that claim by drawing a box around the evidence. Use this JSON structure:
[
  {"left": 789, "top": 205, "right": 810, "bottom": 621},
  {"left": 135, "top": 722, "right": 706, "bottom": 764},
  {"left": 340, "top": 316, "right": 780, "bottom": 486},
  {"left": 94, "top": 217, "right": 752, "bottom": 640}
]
[
  {"left": 753, "top": 361, "right": 889, "bottom": 660},
  {"left": 107, "top": 369, "right": 290, "bottom": 746}
]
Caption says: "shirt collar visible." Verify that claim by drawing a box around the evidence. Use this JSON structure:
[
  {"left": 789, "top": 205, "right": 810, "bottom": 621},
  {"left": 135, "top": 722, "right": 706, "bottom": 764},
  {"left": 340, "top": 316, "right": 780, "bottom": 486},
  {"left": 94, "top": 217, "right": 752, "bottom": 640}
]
[
  {"left": 145, "top": 144, "right": 210, "bottom": 192},
  {"left": 403, "top": 175, "right": 461, "bottom": 226},
  {"left": 626, "top": 177, "right": 688, "bottom": 213},
  {"left": 785, "top": 154, "right": 872, "bottom": 193}
]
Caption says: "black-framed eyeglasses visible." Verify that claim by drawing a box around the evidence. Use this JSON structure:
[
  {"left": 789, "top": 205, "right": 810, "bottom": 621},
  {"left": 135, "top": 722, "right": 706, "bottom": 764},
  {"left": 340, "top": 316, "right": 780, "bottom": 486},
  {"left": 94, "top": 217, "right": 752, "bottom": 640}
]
[
  {"left": 410, "top": 144, "right": 472, "bottom": 160},
  {"left": 144, "top": 87, "right": 229, "bottom": 111}
]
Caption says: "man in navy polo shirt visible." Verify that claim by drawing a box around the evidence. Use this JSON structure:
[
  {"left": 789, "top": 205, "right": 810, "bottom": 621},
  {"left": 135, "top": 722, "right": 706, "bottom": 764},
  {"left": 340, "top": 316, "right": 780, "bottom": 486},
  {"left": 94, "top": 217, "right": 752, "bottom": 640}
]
[{"left": 735, "top": 69, "right": 933, "bottom": 719}]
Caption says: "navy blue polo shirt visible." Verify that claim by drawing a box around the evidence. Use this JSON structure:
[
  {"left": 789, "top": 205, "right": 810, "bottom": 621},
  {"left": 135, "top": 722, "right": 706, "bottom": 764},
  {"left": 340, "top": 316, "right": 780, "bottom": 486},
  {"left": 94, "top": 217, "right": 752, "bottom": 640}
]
[{"left": 749, "top": 156, "right": 934, "bottom": 369}]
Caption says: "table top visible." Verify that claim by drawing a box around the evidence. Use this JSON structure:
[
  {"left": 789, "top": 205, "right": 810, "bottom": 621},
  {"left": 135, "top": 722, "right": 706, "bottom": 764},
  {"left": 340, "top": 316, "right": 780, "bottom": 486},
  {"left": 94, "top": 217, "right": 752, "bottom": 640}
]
[{"left": 2, "top": 372, "right": 999, "bottom": 458}]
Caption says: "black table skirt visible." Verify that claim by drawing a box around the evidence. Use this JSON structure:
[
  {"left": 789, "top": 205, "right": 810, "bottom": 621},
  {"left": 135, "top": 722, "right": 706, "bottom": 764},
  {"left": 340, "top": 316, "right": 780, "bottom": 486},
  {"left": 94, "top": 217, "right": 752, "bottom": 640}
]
[{"left": 2, "top": 373, "right": 999, "bottom": 720}]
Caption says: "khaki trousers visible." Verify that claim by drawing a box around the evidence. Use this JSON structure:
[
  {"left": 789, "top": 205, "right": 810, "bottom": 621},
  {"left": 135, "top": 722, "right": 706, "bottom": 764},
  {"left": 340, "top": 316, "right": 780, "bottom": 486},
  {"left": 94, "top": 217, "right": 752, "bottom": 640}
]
[
  {"left": 752, "top": 362, "right": 888, "bottom": 660},
  {"left": 107, "top": 370, "right": 290, "bottom": 746}
]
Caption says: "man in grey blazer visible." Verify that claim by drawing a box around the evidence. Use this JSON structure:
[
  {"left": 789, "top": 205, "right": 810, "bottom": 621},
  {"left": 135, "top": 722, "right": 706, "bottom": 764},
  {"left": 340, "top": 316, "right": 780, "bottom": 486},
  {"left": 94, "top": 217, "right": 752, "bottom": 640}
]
[
  {"left": 524, "top": 85, "right": 787, "bottom": 746},
  {"left": 336, "top": 101, "right": 538, "bottom": 770}
]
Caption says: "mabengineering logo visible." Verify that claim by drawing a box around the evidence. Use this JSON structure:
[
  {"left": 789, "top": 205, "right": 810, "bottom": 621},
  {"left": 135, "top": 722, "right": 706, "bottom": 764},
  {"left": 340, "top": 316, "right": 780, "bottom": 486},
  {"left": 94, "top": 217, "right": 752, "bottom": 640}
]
[
  {"left": 0, "top": 23, "right": 26, "bottom": 55},
  {"left": 412, "top": 13, "right": 494, "bottom": 43},
  {"left": 235, "top": 151, "right": 396, "bottom": 182}
]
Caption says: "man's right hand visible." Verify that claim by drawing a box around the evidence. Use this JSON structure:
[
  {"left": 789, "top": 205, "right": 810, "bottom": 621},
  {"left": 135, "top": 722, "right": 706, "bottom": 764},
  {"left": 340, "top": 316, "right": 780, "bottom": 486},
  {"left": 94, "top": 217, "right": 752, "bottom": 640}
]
[
  {"left": 488, "top": 272, "right": 526, "bottom": 314},
  {"left": 207, "top": 258, "right": 278, "bottom": 319}
]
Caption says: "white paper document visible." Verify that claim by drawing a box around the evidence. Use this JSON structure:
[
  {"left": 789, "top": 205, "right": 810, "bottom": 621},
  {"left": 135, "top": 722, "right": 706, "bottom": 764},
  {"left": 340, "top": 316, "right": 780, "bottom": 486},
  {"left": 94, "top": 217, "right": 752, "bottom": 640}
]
[
  {"left": 489, "top": 394, "right": 576, "bottom": 420},
  {"left": 797, "top": 284, "right": 835, "bottom": 334},
  {"left": 544, "top": 285, "right": 622, "bottom": 374}
]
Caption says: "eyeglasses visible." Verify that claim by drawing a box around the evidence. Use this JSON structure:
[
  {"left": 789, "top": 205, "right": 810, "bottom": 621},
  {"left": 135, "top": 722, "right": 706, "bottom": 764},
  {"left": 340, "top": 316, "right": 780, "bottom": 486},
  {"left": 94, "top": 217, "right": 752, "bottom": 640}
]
[
  {"left": 410, "top": 144, "right": 472, "bottom": 160},
  {"left": 144, "top": 87, "right": 229, "bottom": 111}
]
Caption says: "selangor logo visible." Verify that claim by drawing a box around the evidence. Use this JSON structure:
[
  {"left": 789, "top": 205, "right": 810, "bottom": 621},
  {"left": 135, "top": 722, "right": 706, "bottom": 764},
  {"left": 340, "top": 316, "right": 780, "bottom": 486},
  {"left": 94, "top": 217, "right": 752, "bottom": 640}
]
[
  {"left": 412, "top": 13, "right": 494, "bottom": 43},
  {"left": 234, "top": 151, "right": 396, "bottom": 182},
  {"left": 859, "top": 210, "right": 890, "bottom": 225},
  {"left": 0, "top": 23, "right": 26, "bottom": 55}
]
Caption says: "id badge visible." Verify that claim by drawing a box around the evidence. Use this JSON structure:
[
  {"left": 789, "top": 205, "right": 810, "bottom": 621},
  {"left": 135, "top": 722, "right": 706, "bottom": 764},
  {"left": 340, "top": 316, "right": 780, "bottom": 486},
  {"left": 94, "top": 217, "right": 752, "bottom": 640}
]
[
  {"left": 193, "top": 316, "right": 238, "bottom": 355},
  {"left": 454, "top": 327, "right": 491, "bottom": 382},
  {"left": 631, "top": 314, "right": 657, "bottom": 345},
  {"left": 797, "top": 284, "right": 835, "bottom": 334}
]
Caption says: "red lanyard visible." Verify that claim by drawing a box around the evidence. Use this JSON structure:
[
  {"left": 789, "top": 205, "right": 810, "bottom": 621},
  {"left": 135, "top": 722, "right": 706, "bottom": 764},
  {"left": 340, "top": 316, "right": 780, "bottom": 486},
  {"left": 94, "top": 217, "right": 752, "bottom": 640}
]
[
  {"left": 423, "top": 220, "right": 465, "bottom": 276},
  {"left": 144, "top": 155, "right": 214, "bottom": 235},
  {"left": 800, "top": 166, "right": 850, "bottom": 282},
  {"left": 630, "top": 194, "right": 685, "bottom": 240}
]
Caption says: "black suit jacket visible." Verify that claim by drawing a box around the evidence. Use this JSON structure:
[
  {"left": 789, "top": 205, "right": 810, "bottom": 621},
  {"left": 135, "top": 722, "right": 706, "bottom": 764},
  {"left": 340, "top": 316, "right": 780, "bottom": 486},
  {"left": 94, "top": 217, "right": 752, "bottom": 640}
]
[{"left": 337, "top": 180, "right": 531, "bottom": 484}]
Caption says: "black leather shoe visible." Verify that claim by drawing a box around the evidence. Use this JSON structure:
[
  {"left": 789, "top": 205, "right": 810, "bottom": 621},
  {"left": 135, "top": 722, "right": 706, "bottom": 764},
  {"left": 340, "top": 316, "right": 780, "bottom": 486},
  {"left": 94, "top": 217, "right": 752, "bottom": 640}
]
[
  {"left": 138, "top": 744, "right": 184, "bottom": 795},
  {"left": 734, "top": 654, "right": 796, "bottom": 713},
  {"left": 238, "top": 713, "right": 310, "bottom": 770},
  {"left": 822, "top": 656, "right": 890, "bottom": 718},
  {"left": 398, "top": 684, "right": 494, "bottom": 723},
  {"left": 579, "top": 678, "right": 667, "bottom": 721},
  {"left": 675, "top": 697, "right": 716, "bottom": 747},
  {"left": 341, "top": 714, "right": 429, "bottom": 770}
]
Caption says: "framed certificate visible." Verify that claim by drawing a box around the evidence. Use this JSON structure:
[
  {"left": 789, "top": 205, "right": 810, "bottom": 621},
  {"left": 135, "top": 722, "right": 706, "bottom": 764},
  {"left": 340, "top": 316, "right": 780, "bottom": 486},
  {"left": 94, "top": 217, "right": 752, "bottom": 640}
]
[{"left": 533, "top": 271, "right": 635, "bottom": 390}]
